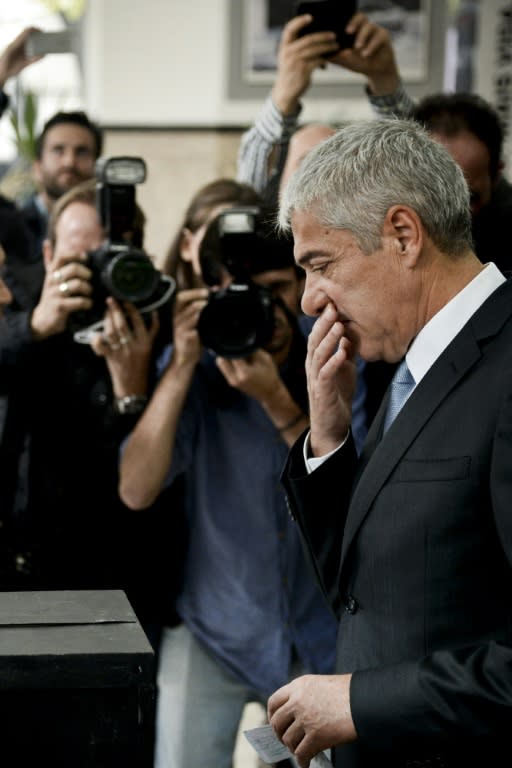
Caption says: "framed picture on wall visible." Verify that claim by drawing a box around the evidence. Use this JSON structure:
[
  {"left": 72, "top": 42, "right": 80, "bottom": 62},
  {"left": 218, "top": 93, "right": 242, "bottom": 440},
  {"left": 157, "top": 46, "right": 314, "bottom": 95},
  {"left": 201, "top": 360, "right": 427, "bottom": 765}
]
[{"left": 228, "top": 0, "right": 448, "bottom": 103}]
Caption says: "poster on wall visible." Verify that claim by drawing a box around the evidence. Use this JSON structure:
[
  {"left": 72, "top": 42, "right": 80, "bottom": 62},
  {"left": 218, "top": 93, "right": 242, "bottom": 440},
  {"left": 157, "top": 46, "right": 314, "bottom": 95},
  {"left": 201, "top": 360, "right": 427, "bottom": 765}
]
[
  {"left": 474, "top": 0, "right": 512, "bottom": 172},
  {"left": 228, "top": 0, "right": 448, "bottom": 103},
  {"left": 244, "top": 0, "right": 429, "bottom": 82}
]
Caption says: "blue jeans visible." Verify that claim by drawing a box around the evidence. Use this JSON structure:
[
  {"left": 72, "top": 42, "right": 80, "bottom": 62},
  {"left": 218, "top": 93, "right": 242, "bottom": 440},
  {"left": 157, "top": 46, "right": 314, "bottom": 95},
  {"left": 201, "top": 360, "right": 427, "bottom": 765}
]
[{"left": 154, "top": 623, "right": 269, "bottom": 768}]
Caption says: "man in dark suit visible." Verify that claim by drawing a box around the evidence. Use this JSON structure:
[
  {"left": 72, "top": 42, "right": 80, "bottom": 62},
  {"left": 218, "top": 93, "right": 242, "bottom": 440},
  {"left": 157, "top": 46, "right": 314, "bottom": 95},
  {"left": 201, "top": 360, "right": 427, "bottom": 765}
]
[{"left": 267, "top": 118, "right": 512, "bottom": 768}]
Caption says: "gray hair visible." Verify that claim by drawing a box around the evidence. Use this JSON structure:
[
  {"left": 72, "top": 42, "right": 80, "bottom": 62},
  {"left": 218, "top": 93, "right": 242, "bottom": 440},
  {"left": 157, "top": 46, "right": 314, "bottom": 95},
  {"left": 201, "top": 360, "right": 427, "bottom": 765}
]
[{"left": 279, "top": 118, "right": 472, "bottom": 256}]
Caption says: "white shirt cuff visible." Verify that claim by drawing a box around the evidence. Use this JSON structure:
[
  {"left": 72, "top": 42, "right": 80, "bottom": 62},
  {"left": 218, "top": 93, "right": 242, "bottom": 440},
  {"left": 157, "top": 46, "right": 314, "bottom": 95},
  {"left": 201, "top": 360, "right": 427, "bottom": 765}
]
[{"left": 303, "top": 430, "right": 350, "bottom": 474}]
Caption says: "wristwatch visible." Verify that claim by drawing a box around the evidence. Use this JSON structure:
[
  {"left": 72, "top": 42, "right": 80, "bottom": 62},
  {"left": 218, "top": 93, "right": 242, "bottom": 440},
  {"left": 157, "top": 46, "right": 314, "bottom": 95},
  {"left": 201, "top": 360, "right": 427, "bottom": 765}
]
[{"left": 114, "top": 394, "right": 148, "bottom": 414}]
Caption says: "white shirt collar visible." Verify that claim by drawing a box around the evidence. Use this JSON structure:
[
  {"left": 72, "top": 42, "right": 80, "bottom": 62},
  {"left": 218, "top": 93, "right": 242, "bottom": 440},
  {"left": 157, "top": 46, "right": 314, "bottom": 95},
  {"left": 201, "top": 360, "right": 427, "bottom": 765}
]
[{"left": 406, "top": 263, "right": 506, "bottom": 384}]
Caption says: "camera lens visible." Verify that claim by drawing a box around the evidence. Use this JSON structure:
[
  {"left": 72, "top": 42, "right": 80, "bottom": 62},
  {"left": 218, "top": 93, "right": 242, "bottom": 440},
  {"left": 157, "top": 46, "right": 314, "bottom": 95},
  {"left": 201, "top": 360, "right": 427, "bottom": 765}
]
[
  {"left": 197, "top": 283, "right": 274, "bottom": 358},
  {"left": 104, "top": 250, "right": 160, "bottom": 303}
]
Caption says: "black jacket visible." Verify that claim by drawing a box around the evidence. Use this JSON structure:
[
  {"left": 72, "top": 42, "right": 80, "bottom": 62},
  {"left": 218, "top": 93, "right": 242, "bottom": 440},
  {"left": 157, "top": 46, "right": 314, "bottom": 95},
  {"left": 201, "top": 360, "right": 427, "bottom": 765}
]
[{"left": 282, "top": 278, "right": 512, "bottom": 768}]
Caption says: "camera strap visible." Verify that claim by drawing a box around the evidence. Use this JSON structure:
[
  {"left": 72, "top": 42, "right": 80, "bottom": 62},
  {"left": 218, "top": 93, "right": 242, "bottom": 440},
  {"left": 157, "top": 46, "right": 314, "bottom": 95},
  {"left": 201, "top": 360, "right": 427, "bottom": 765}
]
[{"left": 73, "top": 275, "right": 176, "bottom": 344}]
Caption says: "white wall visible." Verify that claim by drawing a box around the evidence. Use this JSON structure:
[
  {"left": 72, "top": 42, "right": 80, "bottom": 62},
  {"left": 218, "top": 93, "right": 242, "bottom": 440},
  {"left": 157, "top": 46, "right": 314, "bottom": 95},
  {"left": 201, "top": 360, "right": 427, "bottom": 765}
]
[
  {"left": 82, "top": 0, "right": 231, "bottom": 126},
  {"left": 81, "top": 0, "right": 374, "bottom": 128}
]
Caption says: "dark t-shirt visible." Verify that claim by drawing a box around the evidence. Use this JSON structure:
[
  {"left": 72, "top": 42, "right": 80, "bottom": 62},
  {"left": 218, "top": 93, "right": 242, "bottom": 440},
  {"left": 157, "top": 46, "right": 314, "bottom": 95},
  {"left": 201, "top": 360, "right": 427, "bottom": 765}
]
[{"left": 472, "top": 176, "right": 512, "bottom": 273}]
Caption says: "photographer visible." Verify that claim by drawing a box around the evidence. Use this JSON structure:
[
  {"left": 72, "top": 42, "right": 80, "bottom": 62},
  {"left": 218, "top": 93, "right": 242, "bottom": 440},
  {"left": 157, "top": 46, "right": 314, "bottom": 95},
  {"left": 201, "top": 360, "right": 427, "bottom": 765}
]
[
  {"left": 119, "top": 200, "right": 367, "bottom": 768},
  {"left": 0, "top": 247, "right": 13, "bottom": 319},
  {"left": 0, "top": 243, "right": 14, "bottom": 365},
  {"left": 0, "top": 174, "right": 176, "bottom": 641}
]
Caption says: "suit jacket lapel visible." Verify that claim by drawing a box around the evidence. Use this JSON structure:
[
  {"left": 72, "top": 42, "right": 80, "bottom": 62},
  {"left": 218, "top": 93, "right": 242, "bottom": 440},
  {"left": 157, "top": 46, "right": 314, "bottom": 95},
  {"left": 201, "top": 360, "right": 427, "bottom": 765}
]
[{"left": 339, "top": 278, "right": 512, "bottom": 569}]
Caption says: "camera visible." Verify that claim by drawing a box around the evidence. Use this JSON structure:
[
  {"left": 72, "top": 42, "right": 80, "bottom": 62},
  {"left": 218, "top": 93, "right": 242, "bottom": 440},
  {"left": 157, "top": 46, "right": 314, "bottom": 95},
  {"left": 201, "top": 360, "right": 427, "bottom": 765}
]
[
  {"left": 197, "top": 206, "right": 294, "bottom": 358},
  {"left": 294, "top": 0, "right": 357, "bottom": 51},
  {"left": 72, "top": 156, "right": 175, "bottom": 343}
]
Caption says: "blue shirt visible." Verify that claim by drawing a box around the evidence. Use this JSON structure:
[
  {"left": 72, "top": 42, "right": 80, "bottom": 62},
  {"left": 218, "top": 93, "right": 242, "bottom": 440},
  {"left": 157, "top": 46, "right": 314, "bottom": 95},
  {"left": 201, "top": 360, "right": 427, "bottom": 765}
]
[{"left": 158, "top": 319, "right": 366, "bottom": 695}]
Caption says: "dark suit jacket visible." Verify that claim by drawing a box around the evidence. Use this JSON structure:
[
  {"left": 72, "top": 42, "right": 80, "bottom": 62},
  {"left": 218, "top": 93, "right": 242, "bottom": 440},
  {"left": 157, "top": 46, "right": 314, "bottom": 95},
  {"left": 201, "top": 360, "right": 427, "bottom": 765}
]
[{"left": 282, "top": 277, "right": 512, "bottom": 768}]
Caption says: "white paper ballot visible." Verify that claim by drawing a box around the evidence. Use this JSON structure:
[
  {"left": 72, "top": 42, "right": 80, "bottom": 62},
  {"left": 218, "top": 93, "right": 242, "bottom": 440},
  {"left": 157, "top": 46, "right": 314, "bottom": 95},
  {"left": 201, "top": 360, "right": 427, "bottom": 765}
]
[{"left": 243, "top": 724, "right": 333, "bottom": 768}]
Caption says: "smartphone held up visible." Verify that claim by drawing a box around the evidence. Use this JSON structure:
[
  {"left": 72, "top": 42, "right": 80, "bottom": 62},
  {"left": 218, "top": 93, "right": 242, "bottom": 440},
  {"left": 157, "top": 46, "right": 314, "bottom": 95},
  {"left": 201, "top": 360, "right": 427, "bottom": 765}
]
[
  {"left": 294, "top": 0, "right": 357, "bottom": 51},
  {"left": 25, "top": 29, "right": 73, "bottom": 57}
]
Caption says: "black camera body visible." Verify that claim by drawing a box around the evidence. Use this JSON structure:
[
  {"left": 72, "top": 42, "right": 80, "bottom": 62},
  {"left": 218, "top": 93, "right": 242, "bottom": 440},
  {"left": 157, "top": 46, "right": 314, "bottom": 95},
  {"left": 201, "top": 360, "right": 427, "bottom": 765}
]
[
  {"left": 86, "top": 242, "right": 160, "bottom": 309},
  {"left": 197, "top": 206, "right": 294, "bottom": 358},
  {"left": 72, "top": 157, "right": 174, "bottom": 343},
  {"left": 197, "top": 281, "right": 274, "bottom": 359}
]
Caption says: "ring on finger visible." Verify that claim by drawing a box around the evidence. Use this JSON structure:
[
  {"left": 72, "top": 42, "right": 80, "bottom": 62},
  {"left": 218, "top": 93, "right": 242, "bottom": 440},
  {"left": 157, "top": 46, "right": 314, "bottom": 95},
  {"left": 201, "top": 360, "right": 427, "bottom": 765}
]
[
  {"left": 119, "top": 335, "right": 130, "bottom": 345},
  {"left": 58, "top": 281, "right": 70, "bottom": 294},
  {"left": 53, "top": 269, "right": 62, "bottom": 282}
]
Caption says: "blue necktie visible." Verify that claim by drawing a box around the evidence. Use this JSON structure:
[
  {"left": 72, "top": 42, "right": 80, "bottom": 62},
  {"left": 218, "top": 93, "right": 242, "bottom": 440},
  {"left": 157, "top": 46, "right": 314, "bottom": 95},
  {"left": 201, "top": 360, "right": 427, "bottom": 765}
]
[{"left": 383, "top": 358, "right": 415, "bottom": 433}]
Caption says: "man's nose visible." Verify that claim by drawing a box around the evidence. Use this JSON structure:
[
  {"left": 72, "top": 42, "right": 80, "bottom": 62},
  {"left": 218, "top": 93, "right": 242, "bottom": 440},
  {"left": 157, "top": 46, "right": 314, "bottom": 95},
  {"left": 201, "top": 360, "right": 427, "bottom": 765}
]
[
  {"left": 301, "top": 280, "right": 320, "bottom": 317},
  {"left": 61, "top": 148, "right": 78, "bottom": 165}
]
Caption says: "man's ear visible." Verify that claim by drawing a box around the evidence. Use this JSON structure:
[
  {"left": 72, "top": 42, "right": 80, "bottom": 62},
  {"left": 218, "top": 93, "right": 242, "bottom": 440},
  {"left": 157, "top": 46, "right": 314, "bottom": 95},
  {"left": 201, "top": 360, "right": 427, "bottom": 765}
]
[
  {"left": 42, "top": 238, "right": 53, "bottom": 269},
  {"left": 383, "top": 205, "right": 423, "bottom": 266}
]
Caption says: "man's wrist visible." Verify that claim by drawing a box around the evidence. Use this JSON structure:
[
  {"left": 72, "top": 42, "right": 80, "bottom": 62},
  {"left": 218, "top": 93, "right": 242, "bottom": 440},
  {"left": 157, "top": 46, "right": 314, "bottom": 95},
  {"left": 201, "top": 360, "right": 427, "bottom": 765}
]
[
  {"left": 366, "top": 72, "right": 401, "bottom": 97},
  {"left": 270, "top": 90, "right": 302, "bottom": 121}
]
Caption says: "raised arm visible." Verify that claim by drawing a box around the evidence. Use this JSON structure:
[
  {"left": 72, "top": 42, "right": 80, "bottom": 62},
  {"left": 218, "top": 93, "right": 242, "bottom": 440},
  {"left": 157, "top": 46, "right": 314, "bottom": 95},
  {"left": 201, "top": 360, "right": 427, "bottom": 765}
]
[
  {"left": 0, "top": 27, "right": 42, "bottom": 92},
  {"left": 118, "top": 288, "right": 207, "bottom": 510},
  {"left": 237, "top": 13, "right": 338, "bottom": 195}
]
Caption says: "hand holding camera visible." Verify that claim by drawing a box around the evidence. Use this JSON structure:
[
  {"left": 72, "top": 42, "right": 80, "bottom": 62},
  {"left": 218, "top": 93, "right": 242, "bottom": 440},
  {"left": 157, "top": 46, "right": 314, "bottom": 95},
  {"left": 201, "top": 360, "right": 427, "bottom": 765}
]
[
  {"left": 90, "top": 297, "right": 160, "bottom": 399},
  {"left": 171, "top": 287, "right": 209, "bottom": 369},
  {"left": 31, "top": 250, "right": 93, "bottom": 340},
  {"left": 215, "top": 347, "right": 282, "bottom": 399},
  {"left": 0, "top": 27, "right": 43, "bottom": 89},
  {"left": 325, "top": 12, "right": 399, "bottom": 90},
  {"left": 271, "top": 13, "right": 339, "bottom": 115}
]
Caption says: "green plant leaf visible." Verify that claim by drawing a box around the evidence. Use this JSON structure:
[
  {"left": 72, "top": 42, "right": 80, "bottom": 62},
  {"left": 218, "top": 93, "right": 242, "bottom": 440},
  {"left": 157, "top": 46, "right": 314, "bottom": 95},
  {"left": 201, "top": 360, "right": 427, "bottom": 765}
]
[
  {"left": 24, "top": 91, "right": 37, "bottom": 158},
  {"left": 9, "top": 110, "right": 22, "bottom": 147},
  {"left": 9, "top": 87, "right": 38, "bottom": 161}
]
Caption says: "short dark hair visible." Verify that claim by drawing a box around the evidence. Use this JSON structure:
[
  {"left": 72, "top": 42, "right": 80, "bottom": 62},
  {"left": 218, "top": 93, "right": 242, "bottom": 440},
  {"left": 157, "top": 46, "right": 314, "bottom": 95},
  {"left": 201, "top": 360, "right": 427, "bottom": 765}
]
[
  {"left": 412, "top": 93, "right": 505, "bottom": 180},
  {"left": 36, "top": 111, "right": 103, "bottom": 159}
]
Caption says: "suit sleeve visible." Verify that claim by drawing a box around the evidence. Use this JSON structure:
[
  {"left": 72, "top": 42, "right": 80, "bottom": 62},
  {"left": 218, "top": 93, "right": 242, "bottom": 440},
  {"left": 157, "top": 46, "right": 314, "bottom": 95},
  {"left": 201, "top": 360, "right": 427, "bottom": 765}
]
[{"left": 281, "top": 429, "right": 359, "bottom": 618}]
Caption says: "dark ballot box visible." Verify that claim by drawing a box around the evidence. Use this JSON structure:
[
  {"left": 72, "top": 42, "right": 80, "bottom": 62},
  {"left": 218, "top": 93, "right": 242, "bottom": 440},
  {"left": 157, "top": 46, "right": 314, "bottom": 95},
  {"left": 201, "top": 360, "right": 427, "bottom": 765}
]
[{"left": 0, "top": 589, "right": 156, "bottom": 767}]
